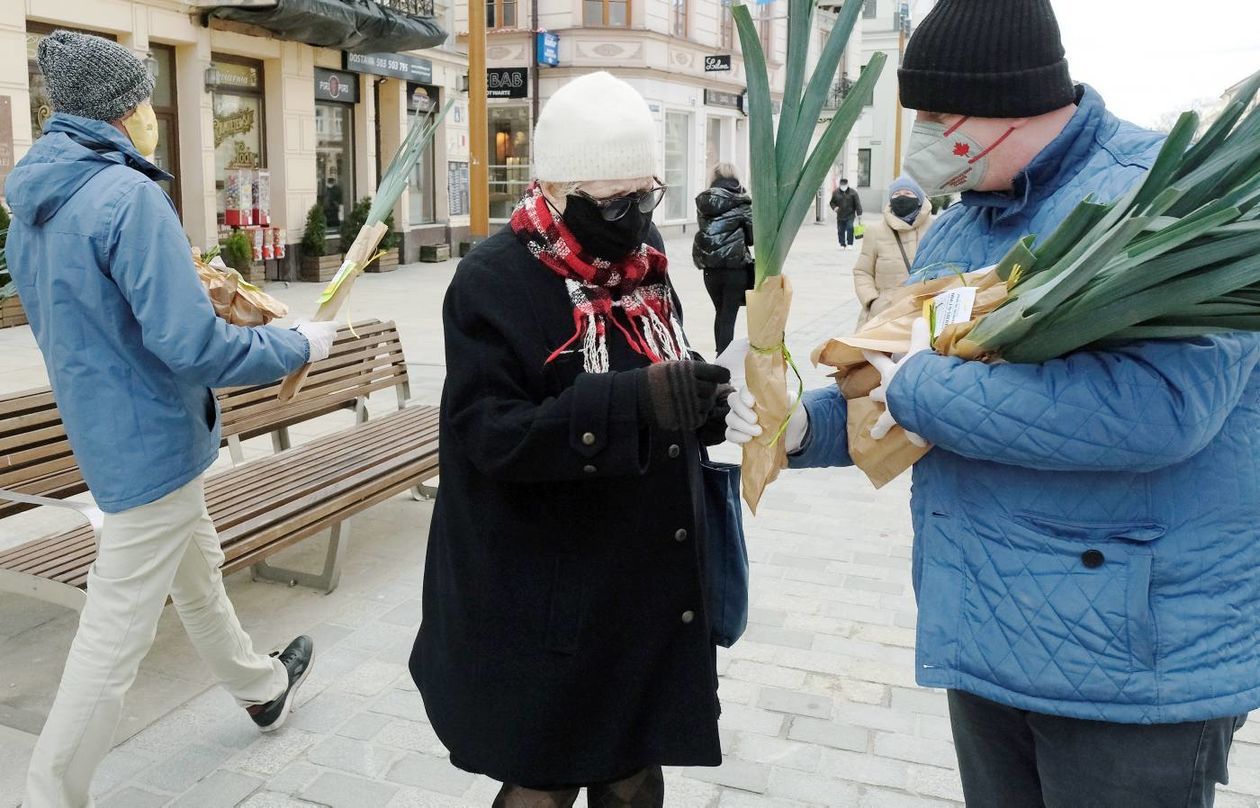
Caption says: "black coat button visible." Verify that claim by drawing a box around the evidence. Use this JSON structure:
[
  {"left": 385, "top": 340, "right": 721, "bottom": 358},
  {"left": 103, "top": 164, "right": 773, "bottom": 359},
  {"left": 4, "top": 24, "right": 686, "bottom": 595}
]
[
  {"left": 581, "top": 432, "right": 597, "bottom": 446},
  {"left": 583, "top": 464, "right": 597, "bottom": 474},
  {"left": 1081, "top": 549, "right": 1105, "bottom": 569},
  {"left": 668, "top": 444, "right": 681, "bottom": 458},
  {"left": 674, "top": 529, "right": 688, "bottom": 542}
]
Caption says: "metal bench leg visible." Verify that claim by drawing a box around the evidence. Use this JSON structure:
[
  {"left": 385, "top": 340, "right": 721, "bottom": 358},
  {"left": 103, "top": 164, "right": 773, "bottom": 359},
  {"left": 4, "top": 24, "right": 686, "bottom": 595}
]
[
  {"left": 227, "top": 435, "right": 246, "bottom": 465},
  {"left": 250, "top": 521, "right": 348, "bottom": 595},
  {"left": 411, "top": 482, "right": 438, "bottom": 501},
  {"left": 0, "top": 568, "right": 87, "bottom": 612}
]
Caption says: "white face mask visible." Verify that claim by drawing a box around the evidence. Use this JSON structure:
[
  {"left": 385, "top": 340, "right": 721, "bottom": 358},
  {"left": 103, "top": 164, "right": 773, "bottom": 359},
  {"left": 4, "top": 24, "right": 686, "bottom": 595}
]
[{"left": 903, "top": 118, "right": 1015, "bottom": 196}]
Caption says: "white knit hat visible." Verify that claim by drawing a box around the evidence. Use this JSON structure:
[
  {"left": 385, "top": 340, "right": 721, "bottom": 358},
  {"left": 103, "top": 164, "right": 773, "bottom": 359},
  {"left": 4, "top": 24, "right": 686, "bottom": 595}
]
[{"left": 533, "top": 71, "right": 657, "bottom": 183}]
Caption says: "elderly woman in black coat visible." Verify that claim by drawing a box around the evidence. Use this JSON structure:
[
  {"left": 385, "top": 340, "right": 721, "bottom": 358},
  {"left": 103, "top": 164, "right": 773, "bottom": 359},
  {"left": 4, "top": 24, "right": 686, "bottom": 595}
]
[
  {"left": 692, "top": 163, "right": 754, "bottom": 353},
  {"left": 410, "top": 70, "right": 730, "bottom": 808}
]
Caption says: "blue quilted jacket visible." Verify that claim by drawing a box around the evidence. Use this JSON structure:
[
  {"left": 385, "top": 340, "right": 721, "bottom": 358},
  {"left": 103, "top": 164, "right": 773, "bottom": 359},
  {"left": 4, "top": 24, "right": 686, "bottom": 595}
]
[
  {"left": 6, "top": 115, "right": 309, "bottom": 513},
  {"left": 793, "top": 86, "right": 1260, "bottom": 723}
]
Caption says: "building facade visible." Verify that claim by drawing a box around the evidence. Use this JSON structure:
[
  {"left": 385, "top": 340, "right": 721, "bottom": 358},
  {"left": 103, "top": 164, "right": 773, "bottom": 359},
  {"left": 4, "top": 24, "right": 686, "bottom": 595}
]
[
  {"left": 853, "top": 0, "right": 915, "bottom": 213},
  {"left": 0, "top": 0, "right": 470, "bottom": 273},
  {"left": 463, "top": 0, "right": 870, "bottom": 236}
]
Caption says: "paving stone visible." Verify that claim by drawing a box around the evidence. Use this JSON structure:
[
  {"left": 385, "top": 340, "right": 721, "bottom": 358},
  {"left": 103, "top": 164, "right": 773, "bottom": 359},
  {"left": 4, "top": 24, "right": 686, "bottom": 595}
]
[
  {"left": 300, "top": 771, "right": 400, "bottom": 807},
  {"left": 378, "top": 600, "right": 424, "bottom": 627},
  {"left": 262, "top": 761, "right": 324, "bottom": 795},
  {"left": 230, "top": 729, "right": 319, "bottom": 777},
  {"left": 237, "top": 793, "right": 326, "bottom": 808},
  {"left": 889, "top": 686, "right": 950, "bottom": 718},
  {"left": 170, "top": 769, "right": 264, "bottom": 807},
  {"left": 718, "top": 703, "right": 788, "bottom": 737},
  {"left": 906, "top": 764, "right": 966, "bottom": 802},
  {"left": 685, "top": 757, "right": 771, "bottom": 794},
  {"left": 98, "top": 786, "right": 172, "bottom": 808},
  {"left": 368, "top": 687, "right": 428, "bottom": 720},
  {"left": 758, "top": 687, "right": 834, "bottom": 719},
  {"left": 284, "top": 689, "right": 370, "bottom": 734},
  {"left": 333, "top": 658, "right": 408, "bottom": 697},
  {"left": 135, "top": 742, "right": 235, "bottom": 794},
  {"left": 336, "top": 710, "right": 392, "bottom": 741},
  {"left": 375, "top": 717, "right": 447, "bottom": 755},
  {"left": 817, "top": 748, "right": 910, "bottom": 790},
  {"left": 873, "top": 733, "right": 958, "bottom": 769},
  {"left": 764, "top": 769, "right": 863, "bottom": 807},
  {"left": 385, "top": 752, "right": 475, "bottom": 796},
  {"left": 734, "top": 734, "right": 822, "bottom": 772},
  {"left": 742, "top": 624, "right": 816, "bottom": 650},
  {"left": 727, "top": 660, "right": 809, "bottom": 690},
  {"left": 386, "top": 788, "right": 479, "bottom": 808},
  {"left": 719, "top": 791, "right": 818, "bottom": 808},
  {"left": 306, "top": 735, "right": 401, "bottom": 778},
  {"left": 859, "top": 786, "right": 961, "bottom": 808},
  {"left": 787, "top": 717, "right": 869, "bottom": 752}
]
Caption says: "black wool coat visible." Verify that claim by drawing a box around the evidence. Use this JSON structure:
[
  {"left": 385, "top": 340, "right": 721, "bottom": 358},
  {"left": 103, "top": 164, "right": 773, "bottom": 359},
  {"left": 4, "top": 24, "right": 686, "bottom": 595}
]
[
  {"left": 409, "top": 226, "right": 723, "bottom": 786},
  {"left": 692, "top": 181, "right": 754, "bottom": 271}
]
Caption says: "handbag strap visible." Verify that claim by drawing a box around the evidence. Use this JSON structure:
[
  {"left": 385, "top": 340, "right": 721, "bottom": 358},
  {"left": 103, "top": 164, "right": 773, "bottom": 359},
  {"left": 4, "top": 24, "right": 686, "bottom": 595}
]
[{"left": 892, "top": 230, "right": 913, "bottom": 273}]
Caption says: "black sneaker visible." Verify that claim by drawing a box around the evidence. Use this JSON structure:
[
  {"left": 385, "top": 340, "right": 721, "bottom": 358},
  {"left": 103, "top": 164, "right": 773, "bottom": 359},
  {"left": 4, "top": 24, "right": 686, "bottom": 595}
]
[{"left": 247, "top": 635, "right": 314, "bottom": 732}]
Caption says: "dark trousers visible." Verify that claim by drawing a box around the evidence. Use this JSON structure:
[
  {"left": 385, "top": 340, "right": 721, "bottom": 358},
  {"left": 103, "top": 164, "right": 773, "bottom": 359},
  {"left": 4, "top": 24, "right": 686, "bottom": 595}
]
[
  {"left": 837, "top": 215, "right": 856, "bottom": 247},
  {"left": 948, "top": 690, "right": 1246, "bottom": 808},
  {"left": 703, "top": 268, "right": 748, "bottom": 354}
]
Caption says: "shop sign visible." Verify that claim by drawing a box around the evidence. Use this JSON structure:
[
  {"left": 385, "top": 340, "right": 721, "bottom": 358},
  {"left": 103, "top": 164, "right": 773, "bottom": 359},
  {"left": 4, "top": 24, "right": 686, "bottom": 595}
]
[
  {"left": 448, "top": 161, "right": 470, "bottom": 217},
  {"left": 537, "top": 32, "right": 559, "bottom": 67},
  {"left": 409, "top": 84, "right": 436, "bottom": 113},
  {"left": 487, "top": 68, "right": 528, "bottom": 99},
  {"left": 344, "top": 51, "right": 433, "bottom": 84},
  {"left": 315, "top": 68, "right": 360, "bottom": 103},
  {"left": 704, "top": 55, "right": 732, "bottom": 72},
  {"left": 214, "top": 108, "right": 257, "bottom": 149},
  {"left": 207, "top": 61, "right": 262, "bottom": 91},
  {"left": 704, "top": 88, "right": 741, "bottom": 109}
]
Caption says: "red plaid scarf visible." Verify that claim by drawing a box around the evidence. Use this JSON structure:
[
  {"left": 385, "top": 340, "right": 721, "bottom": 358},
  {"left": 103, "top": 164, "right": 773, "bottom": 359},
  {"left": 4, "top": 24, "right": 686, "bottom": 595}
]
[{"left": 510, "top": 181, "right": 688, "bottom": 372}]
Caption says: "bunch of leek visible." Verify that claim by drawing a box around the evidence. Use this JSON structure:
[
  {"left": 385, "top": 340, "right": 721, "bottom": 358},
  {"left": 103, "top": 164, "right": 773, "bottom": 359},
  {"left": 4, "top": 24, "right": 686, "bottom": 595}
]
[
  {"left": 948, "top": 74, "right": 1260, "bottom": 364},
  {"left": 734, "top": 0, "right": 885, "bottom": 511},
  {"left": 279, "top": 100, "right": 453, "bottom": 400}
]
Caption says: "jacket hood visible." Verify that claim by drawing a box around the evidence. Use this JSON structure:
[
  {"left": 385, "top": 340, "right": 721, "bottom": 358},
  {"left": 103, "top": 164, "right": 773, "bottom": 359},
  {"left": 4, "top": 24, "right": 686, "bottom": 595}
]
[
  {"left": 5, "top": 114, "right": 170, "bottom": 226},
  {"left": 695, "top": 186, "right": 750, "bottom": 219}
]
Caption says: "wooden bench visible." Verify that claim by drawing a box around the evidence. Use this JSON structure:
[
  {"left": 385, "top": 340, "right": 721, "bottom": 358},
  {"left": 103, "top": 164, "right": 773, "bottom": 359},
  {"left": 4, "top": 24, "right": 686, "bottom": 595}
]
[{"left": 0, "top": 320, "right": 439, "bottom": 611}]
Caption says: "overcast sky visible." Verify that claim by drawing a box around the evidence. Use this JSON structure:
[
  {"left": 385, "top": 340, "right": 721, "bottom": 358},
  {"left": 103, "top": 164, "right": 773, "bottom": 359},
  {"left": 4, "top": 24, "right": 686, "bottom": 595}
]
[{"left": 911, "top": 0, "right": 1260, "bottom": 128}]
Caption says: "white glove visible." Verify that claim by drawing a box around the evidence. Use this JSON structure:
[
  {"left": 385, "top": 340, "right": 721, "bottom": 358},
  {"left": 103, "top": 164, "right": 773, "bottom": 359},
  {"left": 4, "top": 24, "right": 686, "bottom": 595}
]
[
  {"left": 715, "top": 337, "right": 750, "bottom": 388},
  {"left": 293, "top": 320, "right": 339, "bottom": 363},
  {"left": 725, "top": 388, "right": 810, "bottom": 454},
  {"left": 862, "top": 317, "right": 931, "bottom": 446}
]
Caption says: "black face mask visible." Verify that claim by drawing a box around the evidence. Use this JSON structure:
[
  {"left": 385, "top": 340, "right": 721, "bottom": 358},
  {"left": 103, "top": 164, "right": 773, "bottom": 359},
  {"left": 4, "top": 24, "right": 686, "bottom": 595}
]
[
  {"left": 889, "top": 196, "right": 921, "bottom": 220},
  {"left": 562, "top": 194, "right": 652, "bottom": 260}
]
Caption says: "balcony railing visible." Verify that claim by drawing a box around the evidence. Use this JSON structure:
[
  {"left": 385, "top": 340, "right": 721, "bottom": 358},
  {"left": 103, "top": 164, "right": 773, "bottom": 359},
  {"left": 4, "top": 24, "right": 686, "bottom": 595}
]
[
  {"left": 822, "top": 76, "right": 855, "bottom": 111},
  {"left": 377, "top": 0, "right": 436, "bottom": 17}
]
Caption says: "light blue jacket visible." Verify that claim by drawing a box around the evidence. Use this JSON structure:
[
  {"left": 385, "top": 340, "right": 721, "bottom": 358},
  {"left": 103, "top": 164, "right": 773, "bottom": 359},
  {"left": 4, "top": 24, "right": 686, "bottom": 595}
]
[
  {"left": 5, "top": 115, "right": 309, "bottom": 513},
  {"left": 793, "top": 87, "right": 1260, "bottom": 723}
]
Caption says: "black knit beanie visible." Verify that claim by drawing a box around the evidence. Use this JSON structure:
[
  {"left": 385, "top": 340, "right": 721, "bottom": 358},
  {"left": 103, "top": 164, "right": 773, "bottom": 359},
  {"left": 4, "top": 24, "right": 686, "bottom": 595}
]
[{"left": 898, "top": 0, "right": 1076, "bottom": 118}]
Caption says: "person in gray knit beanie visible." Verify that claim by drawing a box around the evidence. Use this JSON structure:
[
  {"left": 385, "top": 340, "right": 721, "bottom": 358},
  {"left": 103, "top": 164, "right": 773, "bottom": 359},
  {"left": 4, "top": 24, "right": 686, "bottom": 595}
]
[{"left": 36, "top": 30, "right": 155, "bottom": 122}]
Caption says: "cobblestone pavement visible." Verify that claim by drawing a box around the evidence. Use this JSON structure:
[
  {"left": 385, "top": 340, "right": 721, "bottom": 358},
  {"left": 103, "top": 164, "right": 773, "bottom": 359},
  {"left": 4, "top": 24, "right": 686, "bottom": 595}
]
[{"left": 2, "top": 223, "right": 1259, "bottom": 807}]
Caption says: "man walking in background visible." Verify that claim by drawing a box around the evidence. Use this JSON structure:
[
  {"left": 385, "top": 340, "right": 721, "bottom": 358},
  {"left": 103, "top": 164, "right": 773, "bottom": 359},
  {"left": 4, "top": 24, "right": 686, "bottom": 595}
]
[
  {"left": 6, "top": 31, "right": 338, "bottom": 807},
  {"left": 829, "top": 177, "right": 862, "bottom": 250}
]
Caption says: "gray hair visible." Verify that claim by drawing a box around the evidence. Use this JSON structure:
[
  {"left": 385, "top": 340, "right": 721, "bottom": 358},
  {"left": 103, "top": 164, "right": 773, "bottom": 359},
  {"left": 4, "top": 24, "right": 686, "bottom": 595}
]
[{"left": 711, "top": 162, "right": 740, "bottom": 186}]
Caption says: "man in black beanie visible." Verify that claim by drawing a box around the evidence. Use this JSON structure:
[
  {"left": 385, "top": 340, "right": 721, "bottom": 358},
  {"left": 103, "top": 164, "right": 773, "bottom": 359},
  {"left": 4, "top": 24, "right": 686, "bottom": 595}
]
[{"left": 728, "top": 1, "right": 1255, "bottom": 806}]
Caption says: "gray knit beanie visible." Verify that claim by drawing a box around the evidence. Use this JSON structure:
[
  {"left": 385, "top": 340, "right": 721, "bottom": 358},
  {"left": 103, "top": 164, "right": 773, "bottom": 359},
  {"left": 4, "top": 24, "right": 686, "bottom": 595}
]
[{"left": 36, "top": 30, "right": 155, "bottom": 122}]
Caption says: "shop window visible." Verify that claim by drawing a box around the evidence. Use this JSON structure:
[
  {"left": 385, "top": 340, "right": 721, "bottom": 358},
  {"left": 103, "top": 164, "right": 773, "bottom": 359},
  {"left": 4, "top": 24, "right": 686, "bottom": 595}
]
[
  {"left": 672, "top": 0, "right": 687, "bottom": 37},
  {"left": 408, "top": 84, "right": 438, "bottom": 225},
  {"left": 758, "top": 14, "right": 773, "bottom": 60},
  {"left": 487, "top": 0, "right": 517, "bottom": 27},
  {"left": 705, "top": 117, "right": 722, "bottom": 184},
  {"left": 584, "top": 0, "right": 629, "bottom": 26},
  {"left": 864, "top": 0, "right": 878, "bottom": 18},
  {"left": 316, "top": 104, "right": 353, "bottom": 229},
  {"left": 148, "top": 45, "right": 181, "bottom": 217},
  {"left": 719, "top": 0, "right": 734, "bottom": 49},
  {"left": 208, "top": 56, "right": 267, "bottom": 228},
  {"left": 26, "top": 25, "right": 117, "bottom": 140},
  {"left": 488, "top": 105, "right": 531, "bottom": 220},
  {"left": 857, "top": 148, "right": 872, "bottom": 187},
  {"left": 663, "top": 111, "right": 691, "bottom": 221}
]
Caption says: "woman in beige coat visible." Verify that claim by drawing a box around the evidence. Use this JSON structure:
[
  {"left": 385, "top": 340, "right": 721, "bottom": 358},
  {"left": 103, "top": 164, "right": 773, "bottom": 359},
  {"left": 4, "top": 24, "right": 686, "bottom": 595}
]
[{"left": 854, "top": 175, "right": 934, "bottom": 326}]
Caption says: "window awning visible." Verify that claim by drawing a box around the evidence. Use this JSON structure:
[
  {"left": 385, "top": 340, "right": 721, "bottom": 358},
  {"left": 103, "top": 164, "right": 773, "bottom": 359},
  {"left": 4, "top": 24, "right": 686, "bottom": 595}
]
[{"left": 202, "top": 0, "right": 446, "bottom": 54}]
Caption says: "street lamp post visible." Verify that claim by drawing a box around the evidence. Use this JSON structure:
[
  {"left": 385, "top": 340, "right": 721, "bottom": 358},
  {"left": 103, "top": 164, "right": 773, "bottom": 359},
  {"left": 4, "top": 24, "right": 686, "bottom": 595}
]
[{"left": 468, "top": 0, "right": 490, "bottom": 240}]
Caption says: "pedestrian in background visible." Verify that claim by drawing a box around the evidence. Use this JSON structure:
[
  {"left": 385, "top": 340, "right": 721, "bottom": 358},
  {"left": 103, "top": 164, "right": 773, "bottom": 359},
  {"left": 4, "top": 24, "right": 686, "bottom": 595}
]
[
  {"left": 7, "top": 31, "right": 337, "bottom": 808},
  {"left": 853, "top": 175, "right": 933, "bottom": 326},
  {"left": 829, "top": 177, "right": 863, "bottom": 250},
  {"left": 410, "top": 71, "right": 730, "bottom": 808},
  {"left": 727, "top": 0, "right": 1257, "bottom": 805},
  {"left": 693, "top": 162, "right": 754, "bottom": 352}
]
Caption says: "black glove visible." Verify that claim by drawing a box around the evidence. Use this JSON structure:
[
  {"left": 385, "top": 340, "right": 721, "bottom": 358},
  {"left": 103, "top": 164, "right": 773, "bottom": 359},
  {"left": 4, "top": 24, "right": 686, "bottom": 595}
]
[
  {"left": 634, "top": 361, "right": 732, "bottom": 432},
  {"left": 698, "top": 384, "right": 734, "bottom": 446}
]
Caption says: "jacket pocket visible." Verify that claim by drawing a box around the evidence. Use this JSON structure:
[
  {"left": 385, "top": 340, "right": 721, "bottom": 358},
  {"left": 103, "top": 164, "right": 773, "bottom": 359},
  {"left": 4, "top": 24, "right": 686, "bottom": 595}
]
[
  {"left": 959, "top": 513, "right": 1164, "bottom": 696},
  {"left": 203, "top": 389, "right": 219, "bottom": 432},
  {"left": 543, "top": 553, "right": 586, "bottom": 655}
]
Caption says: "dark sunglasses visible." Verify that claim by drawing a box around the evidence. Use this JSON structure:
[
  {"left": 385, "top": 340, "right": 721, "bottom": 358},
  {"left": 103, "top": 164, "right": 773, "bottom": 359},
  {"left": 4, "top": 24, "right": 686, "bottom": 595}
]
[{"left": 571, "top": 182, "right": 668, "bottom": 221}]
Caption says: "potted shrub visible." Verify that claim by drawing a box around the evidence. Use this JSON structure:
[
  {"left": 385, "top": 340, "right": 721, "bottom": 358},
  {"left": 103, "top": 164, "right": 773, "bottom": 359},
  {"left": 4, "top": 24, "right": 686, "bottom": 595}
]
[
  {"left": 220, "top": 229, "right": 256, "bottom": 281},
  {"left": 0, "top": 206, "right": 25, "bottom": 329},
  {"left": 300, "top": 203, "right": 343, "bottom": 282}
]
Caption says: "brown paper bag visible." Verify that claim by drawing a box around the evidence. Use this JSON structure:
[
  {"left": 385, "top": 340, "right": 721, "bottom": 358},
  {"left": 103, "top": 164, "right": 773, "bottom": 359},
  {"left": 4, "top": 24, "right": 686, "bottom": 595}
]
[
  {"left": 813, "top": 266, "right": 1008, "bottom": 487},
  {"left": 195, "top": 254, "right": 288, "bottom": 326},
  {"left": 741, "top": 274, "right": 793, "bottom": 513}
]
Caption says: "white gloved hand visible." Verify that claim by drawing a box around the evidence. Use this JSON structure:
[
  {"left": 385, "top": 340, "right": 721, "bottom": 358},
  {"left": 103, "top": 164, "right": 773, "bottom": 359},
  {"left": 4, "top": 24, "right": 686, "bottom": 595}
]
[
  {"left": 293, "top": 320, "right": 339, "bottom": 363},
  {"left": 862, "top": 317, "right": 931, "bottom": 446},
  {"left": 715, "top": 337, "right": 750, "bottom": 388},
  {"left": 725, "top": 388, "right": 810, "bottom": 454}
]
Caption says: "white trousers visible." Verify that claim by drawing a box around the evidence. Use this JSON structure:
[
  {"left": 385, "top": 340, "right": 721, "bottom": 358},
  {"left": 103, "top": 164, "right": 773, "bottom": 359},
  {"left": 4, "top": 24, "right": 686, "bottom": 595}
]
[{"left": 24, "top": 476, "right": 287, "bottom": 808}]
